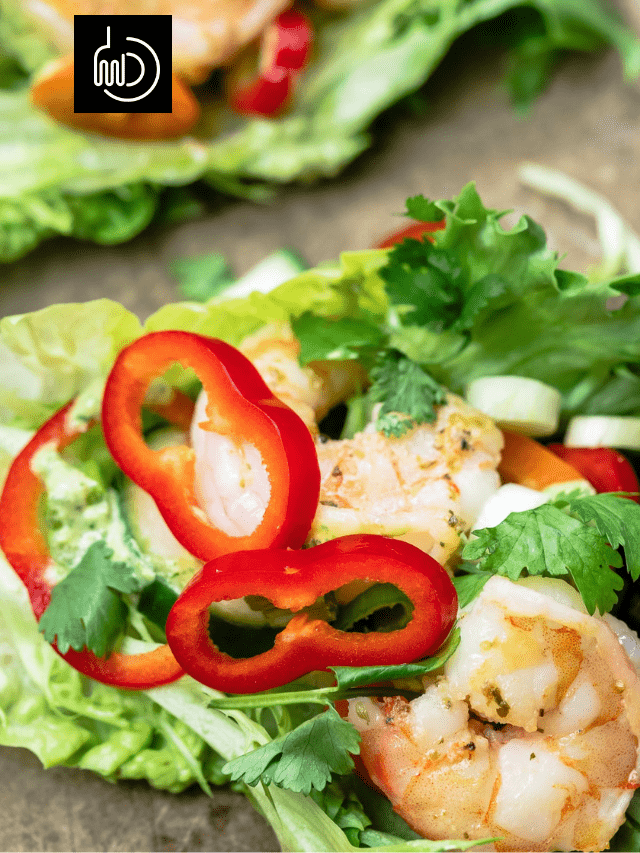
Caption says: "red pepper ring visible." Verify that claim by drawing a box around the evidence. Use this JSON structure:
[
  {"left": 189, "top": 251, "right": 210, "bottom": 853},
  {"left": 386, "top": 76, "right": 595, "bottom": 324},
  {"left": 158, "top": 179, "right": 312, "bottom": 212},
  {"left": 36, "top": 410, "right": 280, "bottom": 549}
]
[
  {"left": 0, "top": 402, "right": 183, "bottom": 689},
  {"left": 102, "top": 331, "right": 321, "bottom": 562},
  {"left": 376, "top": 219, "right": 446, "bottom": 249},
  {"left": 226, "top": 7, "right": 313, "bottom": 117},
  {"left": 165, "top": 534, "right": 458, "bottom": 694}
]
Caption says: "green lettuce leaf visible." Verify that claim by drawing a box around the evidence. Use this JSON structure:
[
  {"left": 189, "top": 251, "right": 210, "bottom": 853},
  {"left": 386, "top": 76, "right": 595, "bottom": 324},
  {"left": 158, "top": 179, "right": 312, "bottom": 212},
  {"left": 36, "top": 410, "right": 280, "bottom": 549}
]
[
  {"left": 377, "top": 184, "right": 640, "bottom": 420},
  {"left": 0, "top": 298, "right": 141, "bottom": 424},
  {"left": 2, "top": 0, "right": 639, "bottom": 259},
  {"left": 0, "top": 554, "right": 224, "bottom": 792}
]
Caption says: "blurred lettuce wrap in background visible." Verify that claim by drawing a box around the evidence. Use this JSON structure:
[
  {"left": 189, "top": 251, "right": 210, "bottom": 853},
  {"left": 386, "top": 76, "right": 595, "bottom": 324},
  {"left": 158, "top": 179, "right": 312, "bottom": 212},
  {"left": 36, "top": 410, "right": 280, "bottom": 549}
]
[{"left": 1, "top": 0, "right": 640, "bottom": 262}]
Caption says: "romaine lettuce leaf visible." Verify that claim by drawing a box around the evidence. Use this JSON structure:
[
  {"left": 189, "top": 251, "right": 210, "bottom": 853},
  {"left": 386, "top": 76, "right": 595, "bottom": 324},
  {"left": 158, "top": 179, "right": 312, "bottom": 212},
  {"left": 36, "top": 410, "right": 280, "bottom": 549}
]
[{"left": 1, "top": 0, "right": 639, "bottom": 260}]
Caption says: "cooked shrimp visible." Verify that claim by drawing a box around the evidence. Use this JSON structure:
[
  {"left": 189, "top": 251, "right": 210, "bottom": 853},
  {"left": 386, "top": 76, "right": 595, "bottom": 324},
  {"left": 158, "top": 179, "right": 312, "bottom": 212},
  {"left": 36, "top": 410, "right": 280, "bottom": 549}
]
[
  {"left": 309, "top": 394, "right": 503, "bottom": 566},
  {"left": 348, "top": 576, "right": 640, "bottom": 852},
  {"left": 189, "top": 321, "right": 363, "bottom": 533},
  {"left": 237, "top": 322, "right": 365, "bottom": 434},
  {"left": 21, "top": 0, "right": 291, "bottom": 82}
]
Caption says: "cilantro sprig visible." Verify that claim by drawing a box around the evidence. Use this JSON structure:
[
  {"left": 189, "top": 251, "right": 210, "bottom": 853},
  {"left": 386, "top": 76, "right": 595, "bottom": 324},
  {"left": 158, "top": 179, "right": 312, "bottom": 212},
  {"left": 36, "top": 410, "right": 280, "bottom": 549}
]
[
  {"left": 219, "top": 631, "right": 459, "bottom": 795},
  {"left": 39, "top": 541, "right": 144, "bottom": 656},
  {"left": 292, "top": 310, "right": 449, "bottom": 437},
  {"left": 367, "top": 349, "right": 447, "bottom": 437},
  {"left": 461, "top": 493, "right": 640, "bottom": 615},
  {"left": 223, "top": 706, "right": 360, "bottom": 794}
]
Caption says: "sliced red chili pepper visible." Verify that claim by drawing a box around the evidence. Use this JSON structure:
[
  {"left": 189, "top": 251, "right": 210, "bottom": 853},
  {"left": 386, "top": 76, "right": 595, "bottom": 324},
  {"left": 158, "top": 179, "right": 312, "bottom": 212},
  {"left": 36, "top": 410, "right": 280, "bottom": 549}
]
[
  {"left": 165, "top": 534, "right": 458, "bottom": 693},
  {"left": 227, "top": 7, "right": 313, "bottom": 117},
  {"left": 0, "top": 402, "right": 183, "bottom": 688},
  {"left": 547, "top": 444, "right": 640, "bottom": 501},
  {"left": 102, "top": 330, "right": 320, "bottom": 562},
  {"left": 376, "top": 219, "right": 446, "bottom": 249}
]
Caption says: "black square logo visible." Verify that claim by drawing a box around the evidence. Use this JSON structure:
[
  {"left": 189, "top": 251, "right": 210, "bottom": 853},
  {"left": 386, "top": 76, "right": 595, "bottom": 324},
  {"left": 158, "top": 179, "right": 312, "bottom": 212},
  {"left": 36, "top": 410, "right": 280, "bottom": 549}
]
[{"left": 74, "top": 15, "right": 172, "bottom": 113}]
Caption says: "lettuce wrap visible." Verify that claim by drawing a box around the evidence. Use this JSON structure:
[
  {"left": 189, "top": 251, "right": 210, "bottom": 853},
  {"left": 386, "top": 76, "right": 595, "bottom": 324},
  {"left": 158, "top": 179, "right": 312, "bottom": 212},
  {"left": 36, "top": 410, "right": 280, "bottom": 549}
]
[
  {"left": 1, "top": 0, "right": 640, "bottom": 261},
  {"left": 2, "top": 184, "right": 640, "bottom": 850}
]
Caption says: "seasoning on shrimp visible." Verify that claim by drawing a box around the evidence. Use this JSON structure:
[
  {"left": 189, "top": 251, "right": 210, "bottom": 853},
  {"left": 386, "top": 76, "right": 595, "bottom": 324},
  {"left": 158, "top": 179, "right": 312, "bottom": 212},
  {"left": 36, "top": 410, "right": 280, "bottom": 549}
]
[
  {"left": 349, "top": 576, "right": 640, "bottom": 852},
  {"left": 311, "top": 394, "right": 504, "bottom": 566}
]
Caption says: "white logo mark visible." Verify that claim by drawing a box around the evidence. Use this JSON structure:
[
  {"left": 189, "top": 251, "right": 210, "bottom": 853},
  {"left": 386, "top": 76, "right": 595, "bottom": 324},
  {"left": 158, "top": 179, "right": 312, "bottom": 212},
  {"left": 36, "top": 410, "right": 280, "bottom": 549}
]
[{"left": 93, "top": 26, "right": 160, "bottom": 102}]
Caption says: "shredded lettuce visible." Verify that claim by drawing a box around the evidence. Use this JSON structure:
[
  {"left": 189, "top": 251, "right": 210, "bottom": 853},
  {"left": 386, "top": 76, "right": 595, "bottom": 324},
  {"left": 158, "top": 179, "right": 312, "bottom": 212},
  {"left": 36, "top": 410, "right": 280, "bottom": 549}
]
[
  {"left": 1, "top": 0, "right": 639, "bottom": 259},
  {"left": 519, "top": 162, "right": 640, "bottom": 280}
]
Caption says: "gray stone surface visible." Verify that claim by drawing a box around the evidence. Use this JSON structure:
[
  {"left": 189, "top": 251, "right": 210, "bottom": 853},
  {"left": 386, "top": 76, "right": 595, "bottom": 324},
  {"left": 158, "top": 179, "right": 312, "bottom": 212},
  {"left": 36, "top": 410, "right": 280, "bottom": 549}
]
[{"left": 1, "top": 20, "right": 640, "bottom": 853}]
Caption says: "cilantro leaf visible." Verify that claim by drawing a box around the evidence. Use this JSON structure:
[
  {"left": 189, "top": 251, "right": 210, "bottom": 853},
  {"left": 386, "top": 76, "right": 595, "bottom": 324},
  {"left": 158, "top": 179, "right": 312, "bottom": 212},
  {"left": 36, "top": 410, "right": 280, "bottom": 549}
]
[
  {"left": 309, "top": 781, "right": 371, "bottom": 847},
  {"left": 39, "top": 541, "right": 144, "bottom": 656},
  {"left": 383, "top": 184, "right": 640, "bottom": 421},
  {"left": 367, "top": 350, "right": 447, "bottom": 437},
  {"left": 291, "top": 312, "right": 385, "bottom": 365},
  {"left": 223, "top": 706, "right": 360, "bottom": 795},
  {"left": 380, "top": 186, "right": 533, "bottom": 335},
  {"left": 333, "top": 582, "right": 413, "bottom": 633},
  {"left": 452, "top": 572, "right": 493, "bottom": 609},
  {"left": 562, "top": 493, "right": 640, "bottom": 581},
  {"left": 381, "top": 237, "right": 463, "bottom": 330},
  {"left": 463, "top": 504, "right": 623, "bottom": 615}
]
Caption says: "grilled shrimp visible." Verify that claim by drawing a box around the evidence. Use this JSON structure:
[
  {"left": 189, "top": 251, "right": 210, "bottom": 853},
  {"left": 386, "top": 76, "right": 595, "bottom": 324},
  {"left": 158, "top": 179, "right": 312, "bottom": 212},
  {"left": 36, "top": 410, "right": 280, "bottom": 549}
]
[
  {"left": 189, "top": 322, "right": 364, "bottom": 534},
  {"left": 309, "top": 394, "right": 503, "bottom": 565},
  {"left": 22, "top": 0, "right": 291, "bottom": 83},
  {"left": 237, "top": 322, "right": 365, "bottom": 434},
  {"left": 348, "top": 576, "right": 640, "bottom": 852}
]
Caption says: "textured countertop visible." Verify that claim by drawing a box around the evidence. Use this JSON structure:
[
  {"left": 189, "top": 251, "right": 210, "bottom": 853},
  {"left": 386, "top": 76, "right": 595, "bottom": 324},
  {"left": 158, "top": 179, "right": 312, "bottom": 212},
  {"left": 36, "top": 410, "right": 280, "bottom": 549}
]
[{"left": 1, "top": 24, "right": 640, "bottom": 853}]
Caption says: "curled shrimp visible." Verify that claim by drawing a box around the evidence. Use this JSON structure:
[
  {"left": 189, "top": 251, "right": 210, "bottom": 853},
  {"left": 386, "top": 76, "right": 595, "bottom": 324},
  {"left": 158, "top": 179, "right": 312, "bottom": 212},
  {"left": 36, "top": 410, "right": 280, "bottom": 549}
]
[
  {"left": 310, "top": 394, "right": 504, "bottom": 566},
  {"left": 237, "top": 322, "right": 365, "bottom": 435},
  {"left": 348, "top": 575, "right": 640, "bottom": 852},
  {"left": 189, "top": 322, "right": 364, "bottom": 536}
]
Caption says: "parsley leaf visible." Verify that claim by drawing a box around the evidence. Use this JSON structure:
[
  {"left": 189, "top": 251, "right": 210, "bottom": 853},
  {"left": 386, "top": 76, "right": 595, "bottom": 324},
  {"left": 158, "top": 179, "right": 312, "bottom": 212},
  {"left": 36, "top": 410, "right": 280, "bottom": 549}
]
[
  {"left": 367, "top": 350, "right": 447, "bottom": 437},
  {"left": 39, "top": 541, "right": 144, "bottom": 656},
  {"left": 223, "top": 706, "right": 360, "bottom": 795},
  {"left": 462, "top": 503, "right": 624, "bottom": 615}
]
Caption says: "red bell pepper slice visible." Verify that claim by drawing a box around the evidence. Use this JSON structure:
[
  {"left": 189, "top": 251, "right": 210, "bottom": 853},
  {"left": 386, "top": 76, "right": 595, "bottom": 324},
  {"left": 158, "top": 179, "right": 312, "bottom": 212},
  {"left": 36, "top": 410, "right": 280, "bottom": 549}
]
[
  {"left": 165, "top": 533, "right": 458, "bottom": 694},
  {"left": 102, "top": 330, "right": 320, "bottom": 562},
  {"left": 547, "top": 444, "right": 640, "bottom": 501},
  {"left": 376, "top": 219, "right": 446, "bottom": 249},
  {"left": 0, "top": 402, "right": 183, "bottom": 689},
  {"left": 227, "top": 7, "right": 313, "bottom": 117}
]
